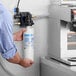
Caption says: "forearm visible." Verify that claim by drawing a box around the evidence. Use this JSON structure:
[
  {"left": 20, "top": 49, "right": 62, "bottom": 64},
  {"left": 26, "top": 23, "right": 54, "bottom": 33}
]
[
  {"left": 6, "top": 52, "right": 34, "bottom": 67},
  {"left": 6, "top": 52, "right": 22, "bottom": 64}
]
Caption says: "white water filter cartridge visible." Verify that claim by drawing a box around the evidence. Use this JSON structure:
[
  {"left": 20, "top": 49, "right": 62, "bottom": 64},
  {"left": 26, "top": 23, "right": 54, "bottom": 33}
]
[{"left": 23, "top": 26, "right": 34, "bottom": 61}]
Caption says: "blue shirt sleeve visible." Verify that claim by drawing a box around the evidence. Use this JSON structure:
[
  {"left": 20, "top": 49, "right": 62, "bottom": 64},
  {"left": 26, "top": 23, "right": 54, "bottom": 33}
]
[{"left": 0, "top": 3, "right": 17, "bottom": 59}]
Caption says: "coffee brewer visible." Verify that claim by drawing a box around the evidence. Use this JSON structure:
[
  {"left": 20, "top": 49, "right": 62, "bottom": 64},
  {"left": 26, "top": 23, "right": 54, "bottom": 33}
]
[{"left": 48, "top": 5, "right": 76, "bottom": 65}]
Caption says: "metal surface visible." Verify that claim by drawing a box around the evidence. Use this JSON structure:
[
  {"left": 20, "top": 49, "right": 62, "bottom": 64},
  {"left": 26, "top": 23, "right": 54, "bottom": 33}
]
[
  {"left": 41, "top": 57, "right": 76, "bottom": 76},
  {"left": 48, "top": 5, "right": 76, "bottom": 65}
]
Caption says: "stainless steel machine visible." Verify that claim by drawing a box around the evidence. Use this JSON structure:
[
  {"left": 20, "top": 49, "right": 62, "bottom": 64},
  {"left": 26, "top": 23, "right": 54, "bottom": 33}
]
[{"left": 48, "top": 5, "right": 76, "bottom": 65}]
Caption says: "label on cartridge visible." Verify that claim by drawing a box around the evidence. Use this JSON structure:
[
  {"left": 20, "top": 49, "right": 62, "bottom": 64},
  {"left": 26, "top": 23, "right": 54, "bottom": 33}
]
[{"left": 23, "top": 33, "right": 34, "bottom": 48}]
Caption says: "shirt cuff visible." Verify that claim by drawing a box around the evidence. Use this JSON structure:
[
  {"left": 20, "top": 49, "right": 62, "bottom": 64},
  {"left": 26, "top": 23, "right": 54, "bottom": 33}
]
[{"left": 1, "top": 45, "right": 17, "bottom": 59}]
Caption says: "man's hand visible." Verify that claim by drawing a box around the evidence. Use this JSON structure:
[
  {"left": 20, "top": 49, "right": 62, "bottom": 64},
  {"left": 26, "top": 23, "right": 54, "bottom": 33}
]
[
  {"left": 14, "top": 28, "right": 26, "bottom": 41},
  {"left": 7, "top": 52, "right": 33, "bottom": 68},
  {"left": 19, "top": 59, "right": 34, "bottom": 67}
]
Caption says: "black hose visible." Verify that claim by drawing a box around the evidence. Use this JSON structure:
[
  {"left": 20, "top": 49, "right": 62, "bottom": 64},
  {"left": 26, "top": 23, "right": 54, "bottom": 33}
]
[{"left": 17, "top": 0, "right": 20, "bottom": 8}]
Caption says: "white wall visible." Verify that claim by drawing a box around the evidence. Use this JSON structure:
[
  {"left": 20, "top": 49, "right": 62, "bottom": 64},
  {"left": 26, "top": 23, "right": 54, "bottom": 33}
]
[
  {"left": 50, "top": 0, "right": 61, "bottom": 5},
  {"left": 0, "top": 0, "right": 50, "bottom": 76}
]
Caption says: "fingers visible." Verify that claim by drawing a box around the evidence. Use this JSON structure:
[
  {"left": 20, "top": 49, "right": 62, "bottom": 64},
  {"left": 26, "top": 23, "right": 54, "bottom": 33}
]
[
  {"left": 30, "top": 60, "right": 34, "bottom": 64},
  {"left": 24, "top": 59, "right": 34, "bottom": 66},
  {"left": 19, "top": 58, "right": 34, "bottom": 68},
  {"left": 28, "top": 61, "right": 34, "bottom": 67},
  {"left": 22, "top": 60, "right": 33, "bottom": 68}
]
